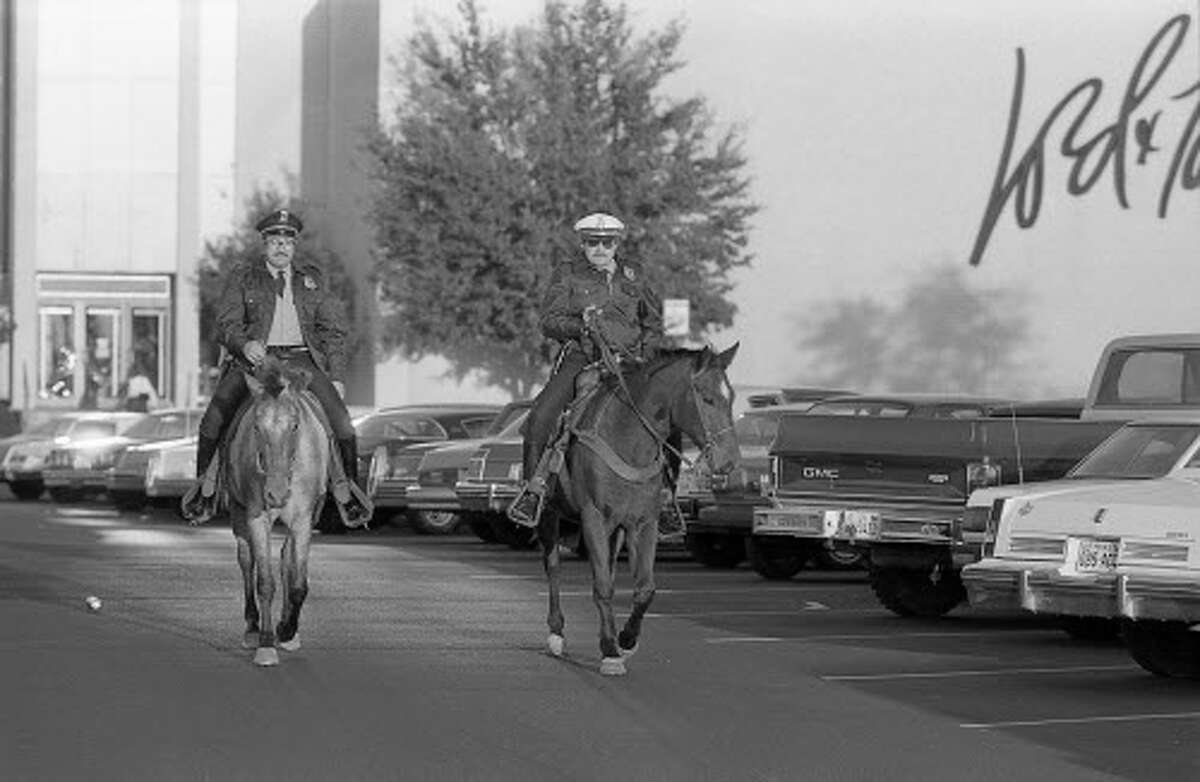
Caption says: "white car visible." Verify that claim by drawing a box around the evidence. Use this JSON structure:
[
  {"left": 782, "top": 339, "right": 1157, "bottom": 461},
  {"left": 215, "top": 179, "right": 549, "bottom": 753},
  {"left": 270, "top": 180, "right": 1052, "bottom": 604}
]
[{"left": 962, "top": 420, "right": 1200, "bottom": 676}]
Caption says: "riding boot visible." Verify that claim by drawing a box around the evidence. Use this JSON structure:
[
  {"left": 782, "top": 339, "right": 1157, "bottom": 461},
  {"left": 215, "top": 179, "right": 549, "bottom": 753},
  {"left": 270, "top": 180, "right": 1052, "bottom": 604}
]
[
  {"left": 330, "top": 436, "right": 373, "bottom": 528},
  {"left": 181, "top": 434, "right": 220, "bottom": 523}
]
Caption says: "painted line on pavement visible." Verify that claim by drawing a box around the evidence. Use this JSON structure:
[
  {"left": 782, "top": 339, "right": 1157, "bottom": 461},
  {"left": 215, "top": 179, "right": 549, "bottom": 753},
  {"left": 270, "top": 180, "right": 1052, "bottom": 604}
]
[
  {"left": 823, "top": 664, "right": 1136, "bottom": 681},
  {"left": 470, "top": 574, "right": 541, "bottom": 580},
  {"left": 962, "top": 711, "right": 1200, "bottom": 729},
  {"left": 705, "top": 636, "right": 783, "bottom": 643},
  {"left": 703, "top": 628, "right": 1052, "bottom": 644}
]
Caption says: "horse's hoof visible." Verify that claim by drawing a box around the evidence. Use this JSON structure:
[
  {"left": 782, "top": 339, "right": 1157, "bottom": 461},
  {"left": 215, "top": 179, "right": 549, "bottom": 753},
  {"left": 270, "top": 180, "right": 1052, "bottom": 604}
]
[
  {"left": 241, "top": 632, "right": 258, "bottom": 650},
  {"left": 253, "top": 647, "right": 279, "bottom": 667},
  {"left": 279, "top": 635, "right": 301, "bottom": 652},
  {"left": 546, "top": 633, "right": 565, "bottom": 657},
  {"left": 599, "top": 656, "right": 627, "bottom": 676},
  {"left": 619, "top": 643, "right": 638, "bottom": 659}
]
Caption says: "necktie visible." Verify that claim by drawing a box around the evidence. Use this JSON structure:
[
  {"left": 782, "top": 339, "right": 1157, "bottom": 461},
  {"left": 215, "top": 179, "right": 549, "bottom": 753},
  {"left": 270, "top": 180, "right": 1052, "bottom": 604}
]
[{"left": 274, "top": 271, "right": 286, "bottom": 298}]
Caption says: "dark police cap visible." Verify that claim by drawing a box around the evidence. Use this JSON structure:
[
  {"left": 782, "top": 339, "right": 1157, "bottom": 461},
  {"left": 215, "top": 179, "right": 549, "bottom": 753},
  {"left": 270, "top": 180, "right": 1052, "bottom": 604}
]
[{"left": 256, "top": 209, "right": 304, "bottom": 237}]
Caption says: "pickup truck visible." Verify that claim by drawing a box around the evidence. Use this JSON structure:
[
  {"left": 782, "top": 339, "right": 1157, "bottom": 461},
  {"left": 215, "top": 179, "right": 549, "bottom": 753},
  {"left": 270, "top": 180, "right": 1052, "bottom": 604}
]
[{"left": 752, "top": 333, "right": 1200, "bottom": 617}]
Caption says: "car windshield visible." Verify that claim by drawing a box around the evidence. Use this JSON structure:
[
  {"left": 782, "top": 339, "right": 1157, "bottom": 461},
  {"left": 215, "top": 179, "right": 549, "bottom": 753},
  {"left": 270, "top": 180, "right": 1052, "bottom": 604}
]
[
  {"left": 122, "top": 412, "right": 198, "bottom": 439},
  {"left": 493, "top": 411, "right": 529, "bottom": 438},
  {"left": 486, "top": 405, "right": 529, "bottom": 436},
  {"left": 68, "top": 420, "right": 118, "bottom": 441},
  {"left": 807, "top": 400, "right": 913, "bottom": 417},
  {"left": 24, "top": 417, "right": 70, "bottom": 437},
  {"left": 734, "top": 413, "right": 780, "bottom": 447},
  {"left": 1070, "top": 424, "right": 1200, "bottom": 479}
]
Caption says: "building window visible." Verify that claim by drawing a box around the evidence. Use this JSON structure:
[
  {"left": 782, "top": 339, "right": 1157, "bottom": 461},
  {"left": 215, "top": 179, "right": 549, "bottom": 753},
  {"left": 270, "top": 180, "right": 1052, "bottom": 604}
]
[
  {"left": 40, "top": 306, "right": 75, "bottom": 400},
  {"left": 83, "top": 308, "right": 121, "bottom": 409},
  {"left": 131, "top": 309, "right": 165, "bottom": 397}
]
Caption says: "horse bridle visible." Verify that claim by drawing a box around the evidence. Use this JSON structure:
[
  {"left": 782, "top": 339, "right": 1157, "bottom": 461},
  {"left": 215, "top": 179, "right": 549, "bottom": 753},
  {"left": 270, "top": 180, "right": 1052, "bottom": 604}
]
[{"left": 592, "top": 325, "right": 733, "bottom": 472}]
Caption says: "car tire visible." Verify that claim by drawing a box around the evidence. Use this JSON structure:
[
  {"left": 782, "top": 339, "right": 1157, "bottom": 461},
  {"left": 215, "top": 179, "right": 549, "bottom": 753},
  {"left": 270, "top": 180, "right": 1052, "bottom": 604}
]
[
  {"left": 1058, "top": 615, "right": 1120, "bottom": 642},
  {"left": 466, "top": 513, "right": 499, "bottom": 543},
  {"left": 9, "top": 480, "right": 44, "bottom": 501},
  {"left": 109, "top": 490, "right": 148, "bottom": 512},
  {"left": 747, "top": 536, "right": 806, "bottom": 580},
  {"left": 684, "top": 532, "right": 745, "bottom": 568},
  {"left": 815, "top": 546, "right": 867, "bottom": 571},
  {"left": 49, "top": 487, "right": 84, "bottom": 504},
  {"left": 868, "top": 564, "right": 966, "bottom": 618},
  {"left": 1122, "top": 619, "right": 1200, "bottom": 678},
  {"left": 408, "top": 509, "right": 461, "bottom": 535},
  {"left": 488, "top": 514, "right": 538, "bottom": 550}
]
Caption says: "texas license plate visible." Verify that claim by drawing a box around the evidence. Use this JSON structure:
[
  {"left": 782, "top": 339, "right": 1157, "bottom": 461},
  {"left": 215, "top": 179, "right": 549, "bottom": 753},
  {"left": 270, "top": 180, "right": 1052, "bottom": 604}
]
[
  {"left": 1074, "top": 538, "right": 1119, "bottom": 572},
  {"left": 840, "top": 509, "right": 880, "bottom": 539}
]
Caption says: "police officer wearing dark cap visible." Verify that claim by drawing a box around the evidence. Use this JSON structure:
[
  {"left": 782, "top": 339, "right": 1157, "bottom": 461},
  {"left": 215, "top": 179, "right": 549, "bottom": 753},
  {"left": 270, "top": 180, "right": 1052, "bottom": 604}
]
[
  {"left": 182, "top": 208, "right": 371, "bottom": 525},
  {"left": 507, "top": 212, "right": 665, "bottom": 527}
]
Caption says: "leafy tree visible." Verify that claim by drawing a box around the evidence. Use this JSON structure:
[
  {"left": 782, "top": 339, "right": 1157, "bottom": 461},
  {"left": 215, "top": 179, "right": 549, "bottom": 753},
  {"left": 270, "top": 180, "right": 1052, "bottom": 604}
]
[
  {"left": 195, "top": 188, "right": 365, "bottom": 372},
  {"left": 366, "top": 0, "right": 758, "bottom": 398},
  {"left": 795, "top": 264, "right": 1030, "bottom": 395}
]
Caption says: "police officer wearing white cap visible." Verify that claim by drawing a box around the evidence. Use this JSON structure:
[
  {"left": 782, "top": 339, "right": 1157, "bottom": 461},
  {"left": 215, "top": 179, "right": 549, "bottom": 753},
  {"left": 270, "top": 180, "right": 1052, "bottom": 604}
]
[{"left": 507, "top": 212, "right": 665, "bottom": 527}]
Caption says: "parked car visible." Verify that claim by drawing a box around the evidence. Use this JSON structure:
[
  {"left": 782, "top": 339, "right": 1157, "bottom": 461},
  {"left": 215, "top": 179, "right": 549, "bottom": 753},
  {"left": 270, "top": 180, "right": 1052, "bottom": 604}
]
[
  {"left": 358, "top": 403, "right": 504, "bottom": 525},
  {"left": 107, "top": 433, "right": 199, "bottom": 512},
  {"left": 89, "top": 409, "right": 203, "bottom": 510},
  {"left": 683, "top": 395, "right": 857, "bottom": 570},
  {"left": 385, "top": 401, "right": 533, "bottom": 535},
  {"left": 3, "top": 411, "right": 149, "bottom": 501},
  {"left": 0, "top": 411, "right": 93, "bottom": 469},
  {"left": 43, "top": 407, "right": 203, "bottom": 504},
  {"left": 752, "top": 333, "right": 1200, "bottom": 615},
  {"left": 962, "top": 420, "right": 1200, "bottom": 673},
  {"left": 355, "top": 404, "right": 503, "bottom": 488}
]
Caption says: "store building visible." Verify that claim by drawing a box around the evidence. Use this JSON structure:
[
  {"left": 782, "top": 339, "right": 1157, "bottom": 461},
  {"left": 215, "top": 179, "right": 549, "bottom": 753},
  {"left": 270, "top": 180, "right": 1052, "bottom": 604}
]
[{"left": 6, "top": 0, "right": 235, "bottom": 418}]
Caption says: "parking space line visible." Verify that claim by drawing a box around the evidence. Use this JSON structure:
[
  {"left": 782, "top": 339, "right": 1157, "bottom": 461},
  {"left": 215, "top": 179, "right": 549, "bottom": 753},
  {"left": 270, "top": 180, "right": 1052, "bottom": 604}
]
[
  {"left": 469, "top": 574, "right": 540, "bottom": 580},
  {"left": 705, "top": 636, "right": 783, "bottom": 643},
  {"left": 823, "top": 665, "right": 1136, "bottom": 681},
  {"left": 961, "top": 711, "right": 1200, "bottom": 729}
]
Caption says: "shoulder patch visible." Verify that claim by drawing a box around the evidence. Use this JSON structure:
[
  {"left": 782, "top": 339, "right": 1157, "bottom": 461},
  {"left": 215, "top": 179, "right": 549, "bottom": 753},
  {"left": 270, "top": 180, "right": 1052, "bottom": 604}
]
[{"left": 623, "top": 266, "right": 636, "bottom": 281}]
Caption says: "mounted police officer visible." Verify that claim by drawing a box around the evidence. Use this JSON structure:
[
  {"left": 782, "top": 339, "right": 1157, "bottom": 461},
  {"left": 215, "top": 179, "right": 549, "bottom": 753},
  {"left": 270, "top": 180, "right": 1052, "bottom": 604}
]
[
  {"left": 181, "top": 209, "right": 371, "bottom": 525},
  {"left": 507, "top": 212, "right": 665, "bottom": 527}
]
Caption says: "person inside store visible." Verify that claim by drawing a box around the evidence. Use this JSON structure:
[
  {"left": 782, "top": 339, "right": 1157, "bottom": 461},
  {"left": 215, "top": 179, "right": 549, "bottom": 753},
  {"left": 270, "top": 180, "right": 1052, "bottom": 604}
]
[{"left": 180, "top": 208, "right": 371, "bottom": 526}]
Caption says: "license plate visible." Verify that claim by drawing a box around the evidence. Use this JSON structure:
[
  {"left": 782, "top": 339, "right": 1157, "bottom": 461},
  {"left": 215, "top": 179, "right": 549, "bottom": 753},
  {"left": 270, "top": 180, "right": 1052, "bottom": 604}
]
[
  {"left": 756, "top": 510, "right": 823, "bottom": 534},
  {"left": 840, "top": 509, "right": 880, "bottom": 539},
  {"left": 1073, "top": 538, "right": 1119, "bottom": 572}
]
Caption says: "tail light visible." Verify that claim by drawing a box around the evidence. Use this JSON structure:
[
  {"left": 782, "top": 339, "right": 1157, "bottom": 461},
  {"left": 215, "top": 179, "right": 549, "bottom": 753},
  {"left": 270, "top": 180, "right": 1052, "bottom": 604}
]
[
  {"left": 966, "top": 457, "right": 1001, "bottom": 492},
  {"left": 760, "top": 457, "right": 779, "bottom": 497}
]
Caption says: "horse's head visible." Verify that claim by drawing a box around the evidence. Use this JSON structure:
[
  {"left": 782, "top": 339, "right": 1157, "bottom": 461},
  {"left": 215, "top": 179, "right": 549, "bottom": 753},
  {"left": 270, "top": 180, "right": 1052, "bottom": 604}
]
[
  {"left": 679, "top": 342, "right": 740, "bottom": 474},
  {"left": 244, "top": 357, "right": 312, "bottom": 509}
]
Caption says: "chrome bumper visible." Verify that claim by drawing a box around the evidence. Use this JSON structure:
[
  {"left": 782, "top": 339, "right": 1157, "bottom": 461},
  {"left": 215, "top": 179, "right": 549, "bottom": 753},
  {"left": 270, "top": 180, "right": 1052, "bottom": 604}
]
[{"left": 963, "top": 559, "right": 1200, "bottom": 622}]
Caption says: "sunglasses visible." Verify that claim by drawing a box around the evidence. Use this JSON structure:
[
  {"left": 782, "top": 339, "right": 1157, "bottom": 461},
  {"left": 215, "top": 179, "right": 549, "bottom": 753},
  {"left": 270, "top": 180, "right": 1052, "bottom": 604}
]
[{"left": 582, "top": 237, "right": 618, "bottom": 248}]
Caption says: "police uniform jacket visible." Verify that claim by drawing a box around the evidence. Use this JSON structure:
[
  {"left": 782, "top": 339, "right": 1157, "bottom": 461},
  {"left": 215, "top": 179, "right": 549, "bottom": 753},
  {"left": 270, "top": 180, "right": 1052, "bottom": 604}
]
[
  {"left": 215, "top": 259, "right": 349, "bottom": 381},
  {"left": 540, "top": 258, "right": 664, "bottom": 362}
]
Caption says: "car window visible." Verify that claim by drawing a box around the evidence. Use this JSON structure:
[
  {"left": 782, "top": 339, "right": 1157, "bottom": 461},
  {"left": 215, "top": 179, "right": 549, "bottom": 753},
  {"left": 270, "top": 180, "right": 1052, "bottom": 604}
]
[
  {"left": 385, "top": 416, "right": 446, "bottom": 439},
  {"left": 1073, "top": 425, "right": 1200, "bottom": 478},
  {"left": 459, "top": 416, "right": 497, "bottom": 439},
  {"left": 487, "top": 405, "right": 529, "bottom": 436},
  {"left": 808, "top": 401, "right": 912, "bottom": 417},
  {"left": 497, "top": 411, "right": 529, "bottom": 438},
  {"left": 932, "top": 405, "right": 986, "bottom": 419},
  {"left": 734, "top": 413, "right": 780, "bottom": 447},
  {"left": 68, "top": 420, "right": 117, "bottom": 440},
  {"left": 24, "top": 418, "right": 66, "bottom": 436}
]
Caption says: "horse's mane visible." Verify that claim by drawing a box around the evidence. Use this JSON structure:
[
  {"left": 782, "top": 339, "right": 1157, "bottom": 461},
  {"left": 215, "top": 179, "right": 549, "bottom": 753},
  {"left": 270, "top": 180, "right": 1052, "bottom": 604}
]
[{"left": 254, "top": 357, "right": 297, "bottom": 399}]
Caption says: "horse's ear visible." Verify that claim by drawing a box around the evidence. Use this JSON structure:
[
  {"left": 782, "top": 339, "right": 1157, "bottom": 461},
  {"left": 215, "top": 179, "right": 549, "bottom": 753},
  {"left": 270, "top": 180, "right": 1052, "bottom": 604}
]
[
  {"left": 714, "top": 342, "right": 739, "bottom": 371},
  {"left": 288, "top": 366, "right": 312, "bottom": 393}
]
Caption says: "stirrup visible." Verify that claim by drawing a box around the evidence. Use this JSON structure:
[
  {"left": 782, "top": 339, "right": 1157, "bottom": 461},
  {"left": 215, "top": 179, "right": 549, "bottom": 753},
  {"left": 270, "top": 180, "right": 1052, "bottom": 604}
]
[
  {"left": 331, "top": 478, "right": 373, "bottom": 529},
  {"left": 507, "top": 487, "right": 543, "bottom": 528},
  {"left": 181, "top": 481, "right": 216, "bottom": 525}
]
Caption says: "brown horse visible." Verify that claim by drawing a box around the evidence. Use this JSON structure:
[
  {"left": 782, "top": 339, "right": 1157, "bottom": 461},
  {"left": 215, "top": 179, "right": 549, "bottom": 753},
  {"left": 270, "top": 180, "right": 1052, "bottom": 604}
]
[
  {"left": 539, "top": 344, "right": 740, "bottom": 675},
  {"left": 224, "top": 357, "right": 331, "bottom": 666}
]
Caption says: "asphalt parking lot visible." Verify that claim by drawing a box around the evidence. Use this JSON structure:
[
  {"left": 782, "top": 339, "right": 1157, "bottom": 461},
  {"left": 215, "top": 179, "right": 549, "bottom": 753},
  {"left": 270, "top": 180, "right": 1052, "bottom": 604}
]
[{"left": 5, "top": 498, "right": 1199, "bottom": 781}]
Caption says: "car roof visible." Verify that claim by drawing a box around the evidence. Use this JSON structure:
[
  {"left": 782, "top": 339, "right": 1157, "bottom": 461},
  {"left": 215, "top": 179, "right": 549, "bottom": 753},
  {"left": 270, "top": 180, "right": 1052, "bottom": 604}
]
[{"left": 812, "top": 392, "right": 1008, "bottom": 406}]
